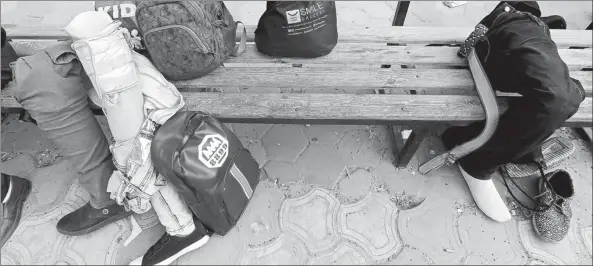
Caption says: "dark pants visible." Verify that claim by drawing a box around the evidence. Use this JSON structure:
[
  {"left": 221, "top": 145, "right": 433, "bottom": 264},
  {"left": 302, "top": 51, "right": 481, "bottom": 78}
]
[
  {"left": 11, "top": 43, "right": 116, "bottom": 208},
  {"left": 442, "top": 1, "right": 585, "bottom": 180}
]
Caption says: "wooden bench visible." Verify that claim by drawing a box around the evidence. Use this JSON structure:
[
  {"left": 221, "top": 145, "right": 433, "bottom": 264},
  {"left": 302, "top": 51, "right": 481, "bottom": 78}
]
[{"left": 2, "top": 25, "right": 591, "bottom": 168}]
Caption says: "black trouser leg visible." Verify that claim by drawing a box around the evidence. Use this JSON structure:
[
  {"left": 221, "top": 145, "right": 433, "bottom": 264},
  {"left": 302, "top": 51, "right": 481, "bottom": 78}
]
[{"left": 442, "top": 82, "right": 583, "bottom": 180}]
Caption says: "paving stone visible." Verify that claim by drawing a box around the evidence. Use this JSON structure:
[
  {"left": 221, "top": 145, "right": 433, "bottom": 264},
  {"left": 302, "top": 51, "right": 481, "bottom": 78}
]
[
  {"left": 397, "top": 197, "right": 466, "bottom": 264},
  {"left": 307, "top": 242, "right": 370, "bottom": 265},
  {"left": 1, "top": 120, "right": 56, "bottom": 154},
  {"left": 422, "top": 163, "right": 474, "bottom": 202},
  {"left": 0, "top": 178, "right": 88, "bottom": 264},
  {"left": 518, "top": 220, "right": 590, "bottom": 265},
  {"left": 280, "top": 188, "right": 340, "bottom": 254},
  {"left": 177, "top": 181, "right": 285, "bottom": 265},
  {"left": 302, "top": 125, "right": 351, "bottom": 145},
  {"left": 582, "top": 227, "right": 592, "bottom": 257},
  {"left": 385, "top": 246, "right": 434, "bottom": 265},
  {"left": 262, "top": 125, "right": 308, "bottom": 162},
  {"left": 336, "top": 167, "right": 373, "bottom": 203},
  {"left": 239, "top": 137, "right": 268, "bottom": 166},
  {"left": 296, "top": 143, "right": 345, "bottom": 188},
  {"left": 238, "top": 233, "right": 310, "bottom": 265},
  {"left": 337, "top": 126, "right": 391, "bottom": 168},
  {"left": 373, "top": 160, "right": 429, "bottom": 197},
  {"left": 18, "top": 161, "right": 86, "bottom": 219},
  {"left": 337, "top": 193, "right": 402, "bottom": 262},
  {"left": 279, "top": 181, "right": 317, "bottom": 199},
  {"left": 230, "top": 123, "right": 273, "bottom": 165},
  {"left": 240, "top": 181, "right": 285, "bottom": 248},
  {"left": 457, "top": 215, "right": 528, "bottom": 265},
  {"left": 230, "top": 123, "right": 272, "bottom": 141},
  {"left": 264, "top": 160, "right": 302, "bottom": 185},
  {"left": 0, "top": 153, "right": 38, "bottom": 177}
]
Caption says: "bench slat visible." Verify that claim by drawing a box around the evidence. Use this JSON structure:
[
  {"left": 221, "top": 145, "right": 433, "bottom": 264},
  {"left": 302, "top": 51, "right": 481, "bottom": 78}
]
[
  {"left": 2, "top": 67, "right": 588, "bottom": 96},
  {"left": 5, "top": 25, "right": 590, "bottom": 47},
  {"left": 2, "top": 90, "right": 590, "bottom": 127},
  {"left": 171, "top": 68, "right": 592, "bottom": 95},
  {"left": 10, "top": 40, "right": 591, "bottom": 70}
]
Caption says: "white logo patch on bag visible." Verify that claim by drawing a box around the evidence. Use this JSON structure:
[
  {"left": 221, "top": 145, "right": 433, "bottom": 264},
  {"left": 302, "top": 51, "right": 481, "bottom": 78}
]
[
  {"left": 286, "top": 9, "right": 302, "bottom": 24},
  {"left": 198, "top": 134, "right": 229, "bottom": 168}
]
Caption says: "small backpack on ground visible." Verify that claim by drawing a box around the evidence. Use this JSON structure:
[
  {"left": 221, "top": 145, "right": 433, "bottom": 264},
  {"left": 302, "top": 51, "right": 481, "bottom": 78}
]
[
  {"left": 255, "top": 1, "right": 338, "bottom": 58},
  {"left": 135, "top": 0, "right": 246, "bottom": 81},
  {"left": 151, "top": 111, "right": 262, "bottom": 236}
]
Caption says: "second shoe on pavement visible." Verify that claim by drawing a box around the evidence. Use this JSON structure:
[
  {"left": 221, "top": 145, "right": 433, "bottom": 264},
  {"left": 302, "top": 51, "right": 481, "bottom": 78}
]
[
  {"left": 130, "top": 217, "right": 212, "bottom": 265},
  {"left": 532, "top": 169, "right": 574, "bottom": 243}
]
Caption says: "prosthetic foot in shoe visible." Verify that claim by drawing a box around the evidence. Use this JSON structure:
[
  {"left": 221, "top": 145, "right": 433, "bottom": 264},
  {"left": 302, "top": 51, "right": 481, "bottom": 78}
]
[{"left": 459, "top": 165, "right": 512, "bottom": 222}]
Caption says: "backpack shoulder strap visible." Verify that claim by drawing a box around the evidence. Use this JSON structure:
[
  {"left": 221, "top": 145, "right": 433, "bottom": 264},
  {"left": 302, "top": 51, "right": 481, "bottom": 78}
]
[{"left": 231, "top": 21, "right": 247, "bottom": 57}]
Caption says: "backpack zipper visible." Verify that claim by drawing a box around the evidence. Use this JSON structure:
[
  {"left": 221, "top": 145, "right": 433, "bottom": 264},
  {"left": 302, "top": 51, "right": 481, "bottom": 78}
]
[{"left": 144, "top": 25, "right": 211, "bottom": 54}]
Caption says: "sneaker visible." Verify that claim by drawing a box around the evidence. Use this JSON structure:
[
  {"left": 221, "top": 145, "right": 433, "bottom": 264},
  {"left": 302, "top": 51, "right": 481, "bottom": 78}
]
[
  {"left": 130, "top": 219, "right": 211, "bottom": 265},
  {"left": 532, "top": 170, "right": 574, "bottom": 243},
  {"left": 56, "top": 202, "right": 132, "bottom": 236},
  {"left": 1, "top": 174, "right": 32, "bottom": 247}
]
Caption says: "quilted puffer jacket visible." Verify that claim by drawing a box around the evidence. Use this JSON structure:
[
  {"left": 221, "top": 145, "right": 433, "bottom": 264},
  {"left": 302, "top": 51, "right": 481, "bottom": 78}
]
[{"left": 65, "top": 11, "right": 185, "bottom": 213}]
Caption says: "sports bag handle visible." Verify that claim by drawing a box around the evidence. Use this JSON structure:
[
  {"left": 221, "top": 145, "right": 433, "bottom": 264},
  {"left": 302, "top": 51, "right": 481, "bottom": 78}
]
[
  {"left": 231, "top": 21, "right": 247, "bottom": 57},
  {"left": 172, "top": 112, "right": 209, "bottom": 165}
]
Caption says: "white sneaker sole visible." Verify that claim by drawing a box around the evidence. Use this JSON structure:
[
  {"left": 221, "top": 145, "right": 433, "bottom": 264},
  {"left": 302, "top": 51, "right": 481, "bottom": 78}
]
[{"left": 129, "top": 235, "right": 210, "bottom": 265}]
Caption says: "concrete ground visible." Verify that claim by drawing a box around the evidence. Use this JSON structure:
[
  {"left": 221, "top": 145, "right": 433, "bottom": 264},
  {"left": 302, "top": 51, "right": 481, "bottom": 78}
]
[{"left": 1, "top": 1, "right": 592, "bottom": 265}]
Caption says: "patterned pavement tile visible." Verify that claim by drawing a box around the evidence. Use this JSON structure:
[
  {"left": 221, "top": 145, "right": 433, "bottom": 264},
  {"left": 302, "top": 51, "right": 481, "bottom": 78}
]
[
  {"left": 582, "top": 227, "right": 592, "bottom": 257},
  {"left": 385, "top": 246, "right": 434, "bottom": 265},
  {"left": 301, "top": 125, "right": 350, "bottom": 146},
  {"left": 228, "top": 123, "right": 272, "bottom": 141},
  {"left": 336, "top": 126, "right": 391, "bottom": 168},
  {"left": 422, "top": 164, "right": 474, "bottom": 202},
  {"left": 336, "top": 167, "right": 373, "bottom": 203},
  {"left": 241, "top": 181, "right": 286, "bottom": 248},
  {"left": 177, "top": 181, "right": 285, "bottom": 265},
  {"left": 457, "top": 214, "right": 528, "bottom": 265},
  {"left": 373, "top": 160, "right": 429, "bottom": 197},
  {"left": 337, "top": 192, "right": 402, "bottom": 262},
  {"left": 296, "top": 143, "right": 345, "bottom": 188},
  {"left": 264, "top": 160, "right": 302, "bottom": 185},
  {"left": 397, "top": 197, "right": 467, "bottom": 264},
  {"left": 231, "top": 123, "right": 273, "bottom": 165},
  {"left": 262, "top": 125, "right": 308, "bottom": 162},
  {"left": 238, "top": 137, "right": 268, "bottom": 166},
  {"left": 1, "top": 120, "right": 56, "bottom": 154},
  {"left": 280, "top": 188, "right": 340, "bottom": 254},
  {"left": 307, "top": 242, "right": 370, "bottom": 265},
  {"left": 238, "top": 233, "right": 310, "bottom": 265},
  {"left": 518, "top": 220, "right": 591, "bottom": 265}
]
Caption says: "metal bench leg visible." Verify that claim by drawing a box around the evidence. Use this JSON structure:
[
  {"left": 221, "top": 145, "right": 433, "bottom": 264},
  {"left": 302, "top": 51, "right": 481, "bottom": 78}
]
[
  {"left": 392, "top": 1, "right": 411, "bottom": 26},
  {"left": 392, "top": 126, "right": 430, "bottom": 168}
]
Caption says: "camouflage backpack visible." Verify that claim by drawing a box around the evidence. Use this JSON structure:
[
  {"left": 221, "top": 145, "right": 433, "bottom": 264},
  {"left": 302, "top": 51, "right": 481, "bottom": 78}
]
[{"left": 136, "top": 0, "right": 246, "bottom": 81}]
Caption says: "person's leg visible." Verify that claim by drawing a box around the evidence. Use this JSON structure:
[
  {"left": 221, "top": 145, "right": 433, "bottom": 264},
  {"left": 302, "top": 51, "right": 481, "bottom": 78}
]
[
  {"left": 441, "top": 1, "right": 584, "bottom": 222},
  {"left": 129, "top": 181, "right": 211, "bottom": 265},
  {"left": 11, "top": 43, "right": 131, "bottom": 235}
]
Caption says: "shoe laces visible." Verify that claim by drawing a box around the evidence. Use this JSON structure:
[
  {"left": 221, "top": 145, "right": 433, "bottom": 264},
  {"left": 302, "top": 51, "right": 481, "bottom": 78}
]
[{"left": 502, "top": 161, "right": 559, "bottom": 213}]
